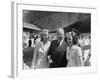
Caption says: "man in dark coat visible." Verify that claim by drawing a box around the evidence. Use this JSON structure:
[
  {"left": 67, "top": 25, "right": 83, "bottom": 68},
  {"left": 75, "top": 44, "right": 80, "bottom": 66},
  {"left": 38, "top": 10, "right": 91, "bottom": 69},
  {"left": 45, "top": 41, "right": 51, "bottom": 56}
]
[{"left": 48, "top": 28, "right": 68, "bottom": 68}]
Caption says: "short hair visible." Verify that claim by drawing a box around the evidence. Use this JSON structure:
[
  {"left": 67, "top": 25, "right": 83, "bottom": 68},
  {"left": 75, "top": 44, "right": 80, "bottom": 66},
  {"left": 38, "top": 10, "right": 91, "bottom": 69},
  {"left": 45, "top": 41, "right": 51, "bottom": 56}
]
[{"left": 56, "top": 28, "right": 64, "bottom": 35}]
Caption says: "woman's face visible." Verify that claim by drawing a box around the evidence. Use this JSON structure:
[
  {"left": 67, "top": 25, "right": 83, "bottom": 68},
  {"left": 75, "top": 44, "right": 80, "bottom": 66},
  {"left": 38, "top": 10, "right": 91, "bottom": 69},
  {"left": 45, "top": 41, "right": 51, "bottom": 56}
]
[
  {"left": 42, "top": 33, "right": 48, "bottom": 42},
  {"left": 67, "top": 35, "right": 73, "bottom": 45}
]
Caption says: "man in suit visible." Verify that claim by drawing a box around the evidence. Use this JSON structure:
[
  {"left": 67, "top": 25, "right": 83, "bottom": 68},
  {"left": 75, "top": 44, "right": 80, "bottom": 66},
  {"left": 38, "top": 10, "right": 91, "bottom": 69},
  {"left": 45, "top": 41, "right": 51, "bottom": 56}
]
[{"left": 48, "top": 28, "right": 68, "bottom": 68}]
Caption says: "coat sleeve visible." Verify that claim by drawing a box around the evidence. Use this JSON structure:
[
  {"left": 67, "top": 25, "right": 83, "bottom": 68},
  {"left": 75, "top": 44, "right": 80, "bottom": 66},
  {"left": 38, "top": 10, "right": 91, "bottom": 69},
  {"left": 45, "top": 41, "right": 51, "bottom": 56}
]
[{"left": 47, "top": 41, "right": 54, "bottom": 63}]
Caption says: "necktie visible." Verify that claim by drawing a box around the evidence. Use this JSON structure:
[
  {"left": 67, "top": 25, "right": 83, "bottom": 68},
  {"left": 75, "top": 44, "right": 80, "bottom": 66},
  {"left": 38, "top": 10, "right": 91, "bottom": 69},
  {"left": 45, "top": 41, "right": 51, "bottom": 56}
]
[{"left": 58, "top": 40, "right": 60, "bottom": 47}]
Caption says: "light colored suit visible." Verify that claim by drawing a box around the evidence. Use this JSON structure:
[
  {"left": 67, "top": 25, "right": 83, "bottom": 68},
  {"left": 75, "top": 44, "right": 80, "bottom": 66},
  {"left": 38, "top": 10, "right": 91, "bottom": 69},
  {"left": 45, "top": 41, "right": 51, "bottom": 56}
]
[{"left": 67, "top": 45, "right": 83, "bottom": 67}]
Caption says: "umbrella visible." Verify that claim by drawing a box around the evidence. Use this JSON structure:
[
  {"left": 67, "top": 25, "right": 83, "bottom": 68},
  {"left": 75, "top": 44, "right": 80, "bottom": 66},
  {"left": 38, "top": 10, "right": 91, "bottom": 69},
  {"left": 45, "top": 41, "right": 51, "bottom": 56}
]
[
  {"left": 23, "top": 23, "right": 41, "bottom": 31},
  {"left": 64, "top": 17, "right": 91, "bottom": 33}
]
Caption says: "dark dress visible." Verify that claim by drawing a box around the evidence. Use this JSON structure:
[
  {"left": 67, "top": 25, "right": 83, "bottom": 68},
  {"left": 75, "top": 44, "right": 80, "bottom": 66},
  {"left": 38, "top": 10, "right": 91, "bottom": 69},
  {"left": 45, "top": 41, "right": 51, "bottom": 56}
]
[{"left": 48, "top": 39, "right": 68, "bottom": 68}]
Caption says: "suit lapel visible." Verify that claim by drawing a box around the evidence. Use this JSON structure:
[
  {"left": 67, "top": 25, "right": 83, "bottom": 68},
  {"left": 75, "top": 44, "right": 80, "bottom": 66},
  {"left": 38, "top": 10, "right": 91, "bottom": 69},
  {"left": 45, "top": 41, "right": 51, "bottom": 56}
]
[{"left": 58, "top": 40, "right": 65, "bottom": 50}]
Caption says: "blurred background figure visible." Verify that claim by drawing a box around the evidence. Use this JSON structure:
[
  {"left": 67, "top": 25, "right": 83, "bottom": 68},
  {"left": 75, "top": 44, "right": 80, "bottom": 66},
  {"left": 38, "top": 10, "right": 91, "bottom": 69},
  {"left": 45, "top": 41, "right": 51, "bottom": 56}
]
[
  {"left": 77, "top": 34, "right": 91, "bottom": 66},
  {"left": 83, "top": 36, "right": 91, "bottom": 66},
  {"left": 84, "top": 49, "right": 91, "bottom": 66},
  {"left": 28, "top": 37, "right": 32, "bottom": 47},
  {"left": 78, "top": 36, "right": 84, "bottom": 47},
  {"left": 71, "top": 28, "right": 80, "bottom": 37}
]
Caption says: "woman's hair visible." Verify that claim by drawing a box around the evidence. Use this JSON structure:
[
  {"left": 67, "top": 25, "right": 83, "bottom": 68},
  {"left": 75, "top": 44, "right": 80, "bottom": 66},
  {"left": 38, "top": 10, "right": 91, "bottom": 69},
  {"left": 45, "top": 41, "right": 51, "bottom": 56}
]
[
  {"left": 64, "top": 36, "right": 68, "bottom": 43},
  {"left": 72, "top": 35, "right": 78, "bottom": 45},
  {"left": 56, "top": 28, "right": 64, "bottom": 35},
  {"left": 71, "top": 29, "right": 80, "bottom": 45}
]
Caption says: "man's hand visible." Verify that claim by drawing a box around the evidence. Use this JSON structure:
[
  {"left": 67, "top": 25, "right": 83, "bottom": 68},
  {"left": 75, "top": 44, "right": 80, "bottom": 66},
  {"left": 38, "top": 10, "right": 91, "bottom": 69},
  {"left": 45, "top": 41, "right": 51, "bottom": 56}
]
[{"left": 48, "top": 56, "right": 53, "bottom": 64}]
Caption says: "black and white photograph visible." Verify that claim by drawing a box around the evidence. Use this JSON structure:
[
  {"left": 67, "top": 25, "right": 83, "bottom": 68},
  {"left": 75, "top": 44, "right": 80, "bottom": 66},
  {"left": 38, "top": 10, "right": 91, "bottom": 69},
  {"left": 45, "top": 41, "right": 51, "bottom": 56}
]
[
  {"left": 0, "top": 0, "right": 99, "bottom": 79},
  {"left": 23, "top": 10, "right": 91, "bottom": 69},
  {"left": 11, "top": 2, "right": 97, "bottom": 78}
]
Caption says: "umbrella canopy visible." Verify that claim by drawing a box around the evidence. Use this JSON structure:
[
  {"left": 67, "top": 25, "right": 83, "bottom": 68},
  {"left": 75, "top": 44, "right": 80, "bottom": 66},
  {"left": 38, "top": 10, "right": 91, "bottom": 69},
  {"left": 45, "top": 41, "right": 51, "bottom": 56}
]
[
  {"left": 23, "top": 23, "right": 41, "bottom": 31},
  {"left": 64, "top": 17, "right": 91, "bottom": 33}
]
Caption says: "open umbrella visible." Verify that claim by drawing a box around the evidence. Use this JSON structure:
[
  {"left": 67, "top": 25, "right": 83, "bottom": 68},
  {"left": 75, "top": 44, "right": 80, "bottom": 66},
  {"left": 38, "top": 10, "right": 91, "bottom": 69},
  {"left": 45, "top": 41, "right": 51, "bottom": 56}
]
[{"left": 23, "top": 23, "right": 41, "bottom": 31}]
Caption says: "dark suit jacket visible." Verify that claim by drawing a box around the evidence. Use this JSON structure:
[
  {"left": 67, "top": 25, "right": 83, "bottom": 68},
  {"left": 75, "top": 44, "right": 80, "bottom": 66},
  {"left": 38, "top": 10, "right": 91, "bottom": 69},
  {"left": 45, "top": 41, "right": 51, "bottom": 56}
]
[{"left": 48, "top": 39, "right": 68, "bottom": 68}]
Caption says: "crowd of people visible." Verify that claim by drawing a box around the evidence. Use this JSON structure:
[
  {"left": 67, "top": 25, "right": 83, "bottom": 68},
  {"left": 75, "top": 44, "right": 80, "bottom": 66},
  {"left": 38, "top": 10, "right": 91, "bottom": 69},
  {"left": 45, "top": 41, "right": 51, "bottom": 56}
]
[{"left": 23, "top": 28, "right": 91, "bottom": 69}]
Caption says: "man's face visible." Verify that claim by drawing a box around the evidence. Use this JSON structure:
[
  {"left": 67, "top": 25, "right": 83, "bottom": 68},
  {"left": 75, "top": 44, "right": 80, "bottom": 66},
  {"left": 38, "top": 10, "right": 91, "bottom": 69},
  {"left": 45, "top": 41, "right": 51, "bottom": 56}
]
[{"left": 57, "top": 31, "right": 64, "bottom": 41}]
